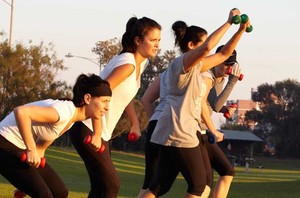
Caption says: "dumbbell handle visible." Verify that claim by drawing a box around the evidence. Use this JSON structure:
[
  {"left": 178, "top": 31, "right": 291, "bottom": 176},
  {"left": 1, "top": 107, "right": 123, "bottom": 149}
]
[
  {"left": 223, "top": 103, "right": 237, "bottom": 119},
  {"left": 83, "top": 135, "right": 105, "bottom": 154},
  {"left": 227, "top": 67, "right": 243, "bottom": 81},
  {"left": 20, "top": 152, "right": 46, "bottom": 168},
  {"left": 206, "top": 130, "right": 225, "bottom": 144}
]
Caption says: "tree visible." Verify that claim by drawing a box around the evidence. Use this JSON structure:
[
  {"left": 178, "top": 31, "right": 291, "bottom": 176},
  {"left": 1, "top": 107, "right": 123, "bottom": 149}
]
[
  {"left": 0, "top": 41, "right": 72, "bottom": 120},
  {"left": 92, "top": 37, "right": 122, "bottom": 69},
  {"left": 245, "top": 79, "right": 300, "bottom": 158}
]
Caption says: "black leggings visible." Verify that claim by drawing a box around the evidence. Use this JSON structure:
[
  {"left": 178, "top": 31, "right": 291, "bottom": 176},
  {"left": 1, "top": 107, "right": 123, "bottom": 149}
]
[
  {"left": 206, "top": 141, "right": 235, "bottom": 177},
  {"left": 197, "top": 133, "right": 213, "bottom": 187},
  {"left": 68, "top": 122, "right": 120, "bottom": 198},
  {"left": 0, "top": 135, "right": 68, "bottom": 198},
  {"left": 149, "top": 139, "right": 208, "bottom": 197},
  {"left": 142, "top": 120, "right": 160, "bottom": 189}
]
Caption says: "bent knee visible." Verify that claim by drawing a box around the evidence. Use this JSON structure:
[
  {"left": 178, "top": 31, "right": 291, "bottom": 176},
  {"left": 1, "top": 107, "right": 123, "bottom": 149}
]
[
  {"left": 221, "top": 167, "right": 235, "bottom": 177},
  {"left": 187, "top": 183, "right": 207, "bottom": 196},
  {"left": 52, "top": 187, "right": 68, "bottom": 198}
]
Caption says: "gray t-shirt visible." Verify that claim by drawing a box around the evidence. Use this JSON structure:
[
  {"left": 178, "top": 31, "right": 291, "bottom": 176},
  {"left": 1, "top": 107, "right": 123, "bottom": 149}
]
[{"left": 151, "top": 54, "right": 206, "bottom": 148}]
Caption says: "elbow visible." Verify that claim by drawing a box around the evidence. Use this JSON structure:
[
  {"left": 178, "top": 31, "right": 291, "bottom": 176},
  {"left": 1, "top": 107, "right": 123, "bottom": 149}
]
[
  {"left": 212, "top": 105, "right": 220, "bottom": 112},
  {"left": 141, "top": 97, "right": 149, "bottom": 109},
  {"left": 13, "top": 106, "right": 27, "bottom": 118},
  {"left": 13, "top": 106, "right": 22, "bottom": 116}
]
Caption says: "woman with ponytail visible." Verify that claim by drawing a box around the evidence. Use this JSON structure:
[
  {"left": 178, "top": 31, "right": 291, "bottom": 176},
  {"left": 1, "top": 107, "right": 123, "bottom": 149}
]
[
  {"left": 139, "top": 8, "right": 251, "bottom": 198},
  {"left": 0, "top": 73, "right": 112, "bottom": 198},
  {"left": 68, "top": 16, "right": 161, "bottom": 197}
]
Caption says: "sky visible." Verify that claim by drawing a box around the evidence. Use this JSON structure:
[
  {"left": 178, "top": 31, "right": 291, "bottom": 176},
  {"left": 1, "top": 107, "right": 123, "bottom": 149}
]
[{"left": 1, "top": 0, "right": 300, "bottom": 127}]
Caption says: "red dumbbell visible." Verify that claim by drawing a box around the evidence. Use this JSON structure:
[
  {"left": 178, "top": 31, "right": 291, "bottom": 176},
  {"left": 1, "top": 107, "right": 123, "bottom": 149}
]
[
  {"left": 224, "top": 103, "right": 237, "bottom": 119},
  {"left": 227, "top": 67, "right": 244, "bottom": 81},
  {"left": 14, "top": 189, "right": 26, "bottom": 198},
  {"left": 83, "top": 135, "right": 105, "bottom": 154},
  {"left": 20, "top": 152, "right": 46, "bottom": 168},
  {"left": 127, "top": 132, "right": 138, "bottom": 142}
]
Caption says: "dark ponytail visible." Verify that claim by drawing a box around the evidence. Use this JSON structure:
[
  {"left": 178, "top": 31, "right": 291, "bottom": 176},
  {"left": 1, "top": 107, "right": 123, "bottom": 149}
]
[
  {"left": 172, "top": 21, "right": 207, "bottom": 53},
  {"left": 120, "top": 16, "right": 161, "bottom": 54}
]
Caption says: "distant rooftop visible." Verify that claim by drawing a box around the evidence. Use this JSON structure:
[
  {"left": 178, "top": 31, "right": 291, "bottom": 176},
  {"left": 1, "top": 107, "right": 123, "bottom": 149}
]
[{"left": 222, "top": 130, "right": 263, "bottom": 142}]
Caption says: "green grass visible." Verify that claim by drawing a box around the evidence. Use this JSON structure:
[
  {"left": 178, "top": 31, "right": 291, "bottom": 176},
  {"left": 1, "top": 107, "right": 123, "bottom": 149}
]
[{"left": 1, "top": 147, "right": 300, "bottom": 197}]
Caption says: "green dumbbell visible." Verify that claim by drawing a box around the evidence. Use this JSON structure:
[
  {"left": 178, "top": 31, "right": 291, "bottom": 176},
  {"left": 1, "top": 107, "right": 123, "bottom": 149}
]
[
  {"left": 246, "top": 25, "right": 253, "bottom": 33},
  {"left": 232, "top": 15, "right": 241, "bottom": 24},
  {"left": 240, "top": 14, "right": 253, "bottom": 33},
  {"left": 240, "top": 14, "right": 249, "bottom": 23}
]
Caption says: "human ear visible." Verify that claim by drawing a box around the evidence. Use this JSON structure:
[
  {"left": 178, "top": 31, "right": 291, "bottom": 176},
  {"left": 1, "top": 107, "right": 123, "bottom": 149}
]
[
  {"left": 134, "top": 36, "right": 140, "bottom": 46},
  {"left": 84, "top": 94, "right": 92, "bottom": 105},
  {"left": 187, "top": 41, "right": 194, "bottom": 50}
]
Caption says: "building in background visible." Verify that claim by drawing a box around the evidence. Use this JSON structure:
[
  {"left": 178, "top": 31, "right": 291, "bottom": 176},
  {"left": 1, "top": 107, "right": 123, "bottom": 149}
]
[{"left": 226, "top": 88, "right": 260, "bottom": 129}]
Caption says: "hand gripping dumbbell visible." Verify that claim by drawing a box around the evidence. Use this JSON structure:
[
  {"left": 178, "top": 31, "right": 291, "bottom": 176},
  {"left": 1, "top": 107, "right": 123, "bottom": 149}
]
[
  {"left": 224, "top": 103, "right": 237, "bottom": 119},
  {"left": 232, "top": 13, "right": 253, "bottom": 33},
  {"left": 227, "top": 67, "right": 244, "bottom": 81},
  {"left": 127, "top": 132, "right": 138, "bottom": 142},
  {"left": 83, "top": 135, "right": 105, "bottom": 154},
  {"left": 232, "top": 15, "right": 242, "bottom": 24},
  {"left": 20, "top": 152, "right": 46, "bottom": 168},
  {"left": 206, "top": 130, "right": 225, "bottom": 144},
  {"left": 240, "top": 14, "right": 253, "bottom": 33},
  {"left": 206, "top": 130, "right": 217, "bottom": 144}
]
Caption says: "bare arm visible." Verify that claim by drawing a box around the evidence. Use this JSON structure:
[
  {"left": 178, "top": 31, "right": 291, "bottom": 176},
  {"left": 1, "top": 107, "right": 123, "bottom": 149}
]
[
  {"left": 105, "top": 64, "right": 135, "bottom": 89},
  {"left": 125, "top": 100, "right": 141, "bottom": 137},
  {"left": 141, "top": 75, "right": 161, "bottom": 119},
  {"left": 201, "top": 16, "right": 251, "bottom": 72},
  {"left": 89, "top": 118, "right": 103, "bottom": 151},
  {"left": 14, "top": 105, "right": 59, "bottom": 167},
  {"left": 201, "top": 78, "right": 224, "bottom": 142},
  {"left": 105, "top": 63, "right": 138, "bottom": 136},
  {"left": 184, "top": 9, "right": 240, "bottom": 72}
]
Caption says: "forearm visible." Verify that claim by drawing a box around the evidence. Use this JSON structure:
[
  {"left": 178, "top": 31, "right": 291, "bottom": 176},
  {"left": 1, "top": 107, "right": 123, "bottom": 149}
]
[
  {"left": 141, "top": 99, "right": 155, "bottom": 119},
  {"left": 201, "top": 102, "right": 217, "bottom": 133},
  {"left": 125, "top": 100, "right": 139, "bottom": 127},
  {"left": 213, "top": 79, "right": 238, "bottom": 112},
  {"left": 185, "top": 21, "right": 231, "bottom": 71},
  {"left": 92, "top": 118, "right": 103, "bottom": 138},
  {"left": 141, "top": 75, "right": 160, "bottom": 119}
]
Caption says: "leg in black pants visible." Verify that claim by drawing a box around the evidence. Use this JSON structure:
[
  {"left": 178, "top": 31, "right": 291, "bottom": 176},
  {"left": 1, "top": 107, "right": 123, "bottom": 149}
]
[
  {"left": 142, "top": 120, "right": 160, "bottom": 189},
  {"left": 0, "top": 136, "right": 68, "bottom": 198},
  {"left": 69, "top": 122, "right": 120, "bottom": 198}
]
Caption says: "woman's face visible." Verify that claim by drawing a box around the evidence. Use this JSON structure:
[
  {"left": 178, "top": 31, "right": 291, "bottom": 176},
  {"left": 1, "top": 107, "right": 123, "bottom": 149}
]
[
  {"left": 86, "top": 96, "right": 111, "bottom": 119},
  {"left": 136, "top": 28, "right": 161, "bottom": 58},
  {"left": 215, "top": 63, "right": 234, "bottom": 77}
]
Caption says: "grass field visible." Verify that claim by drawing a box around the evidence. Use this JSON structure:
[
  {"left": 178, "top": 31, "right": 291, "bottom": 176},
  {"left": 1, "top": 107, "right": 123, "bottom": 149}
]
[{"left": 1, "top": 147, "right": 300, "bottom": 197}]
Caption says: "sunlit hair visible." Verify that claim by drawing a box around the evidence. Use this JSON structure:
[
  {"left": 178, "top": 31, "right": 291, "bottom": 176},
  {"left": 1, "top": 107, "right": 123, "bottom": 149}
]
[
  {"left": 72, "top": 74, "right": 112, "bottom": 107},
  {"left": 172, "top": 21, "right": 207, "bottom": 53},
  {"left": 120, "top": 16, "right": 161, "bottom": 54}
]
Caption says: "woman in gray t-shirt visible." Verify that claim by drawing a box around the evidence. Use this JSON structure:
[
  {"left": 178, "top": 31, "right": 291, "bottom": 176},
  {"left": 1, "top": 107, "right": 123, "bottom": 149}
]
[{"left": 139, "top": 8, "right": 251, "bottom": 198}]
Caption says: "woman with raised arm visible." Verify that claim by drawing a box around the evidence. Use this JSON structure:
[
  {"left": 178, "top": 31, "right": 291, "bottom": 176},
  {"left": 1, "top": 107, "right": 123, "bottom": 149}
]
[{"left": 139, "top": 8, "right": 250, "bottom": 198}]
